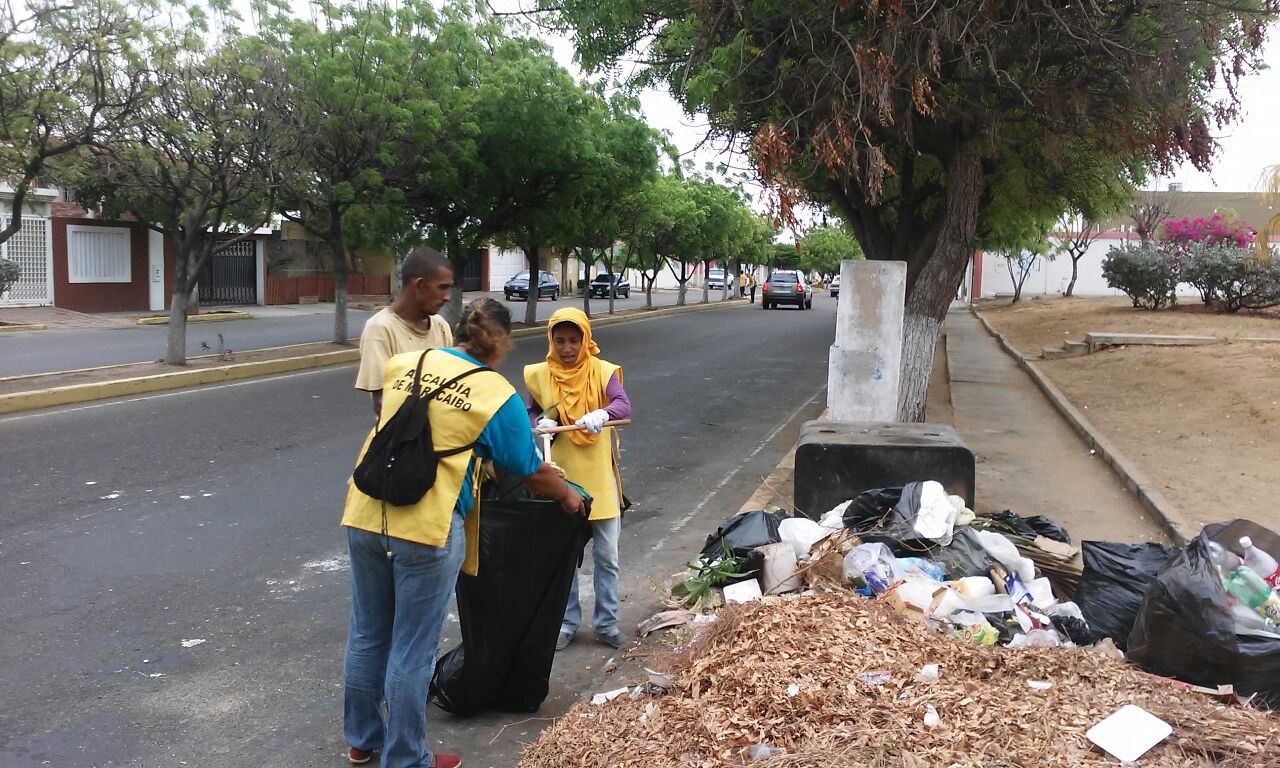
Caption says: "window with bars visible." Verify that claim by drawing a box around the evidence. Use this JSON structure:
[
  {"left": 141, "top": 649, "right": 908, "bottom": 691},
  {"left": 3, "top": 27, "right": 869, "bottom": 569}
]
[{"left": 67, "top": 225, "right": 131, "bottom": 283}]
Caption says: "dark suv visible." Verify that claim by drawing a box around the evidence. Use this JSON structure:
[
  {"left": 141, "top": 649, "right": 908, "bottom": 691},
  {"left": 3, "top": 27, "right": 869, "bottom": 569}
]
[{"left": 762, "top": 270, "right": 813, "bottom": 310}]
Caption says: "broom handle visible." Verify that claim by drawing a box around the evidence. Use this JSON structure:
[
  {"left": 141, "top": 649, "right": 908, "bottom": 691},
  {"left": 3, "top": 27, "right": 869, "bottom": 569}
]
[{"left": 536, "top": 418, "right": 631, "bottom": 434}]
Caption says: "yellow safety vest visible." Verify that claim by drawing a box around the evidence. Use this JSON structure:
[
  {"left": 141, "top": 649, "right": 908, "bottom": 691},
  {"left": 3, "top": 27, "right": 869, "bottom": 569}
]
[
  {"left": 342, "top": 348, "right": 515, "bottom": 576},
  {"left": 524, "top": 360, "right": 623, "bottom": 522}
]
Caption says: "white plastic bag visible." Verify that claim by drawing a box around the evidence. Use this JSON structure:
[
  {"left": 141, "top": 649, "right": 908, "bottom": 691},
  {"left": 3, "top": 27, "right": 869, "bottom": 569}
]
[
  {"left": 778, "top": 517, "right": 827, "bottom": 560},
  {"left": 912, "top": 480, "right": 957, "bottom": 545},
  {"left": 844, "top": 542, "right": 896, "bottom": 592},
  {"left": 974, "top": 530, "right": 1036, "bottom": 584}
]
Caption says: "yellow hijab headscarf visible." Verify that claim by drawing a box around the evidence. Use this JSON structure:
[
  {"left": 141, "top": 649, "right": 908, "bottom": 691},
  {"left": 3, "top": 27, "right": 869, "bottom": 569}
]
[{"left": 546, "top": 307, "right": 604, "bottom": 446}]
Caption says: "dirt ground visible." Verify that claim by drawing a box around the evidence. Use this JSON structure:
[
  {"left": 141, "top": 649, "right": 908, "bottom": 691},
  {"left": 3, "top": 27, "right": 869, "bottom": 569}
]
[
  {"left": 979, "top": 296, "right": 1280, "bottom": 354},
  {"left": 980, "top": 298, "right": 1280, "bottom": 536}
]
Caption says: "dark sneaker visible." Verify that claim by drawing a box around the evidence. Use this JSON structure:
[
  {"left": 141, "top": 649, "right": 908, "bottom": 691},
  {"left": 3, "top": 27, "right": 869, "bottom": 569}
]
[
  {"left": 348, "top": 747, "right": 375, "bottom": 765},
  {"left": 555, "top": 631, "right": 574, "bottom": 651},
  {"left": 432, "top": 754, "right": 462, "bottom": 768},
  {"left": 594, "top": 629, "right": 627, "bottom": 649}
]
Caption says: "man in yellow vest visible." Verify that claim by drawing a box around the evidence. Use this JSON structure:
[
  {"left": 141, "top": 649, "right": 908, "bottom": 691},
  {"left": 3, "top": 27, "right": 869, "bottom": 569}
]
[
  {"left": 525, "top": 307, "right": 632, "bottom": 650},
  {"left": 342, "top": 298, "right": 585, "bottom": 768}
]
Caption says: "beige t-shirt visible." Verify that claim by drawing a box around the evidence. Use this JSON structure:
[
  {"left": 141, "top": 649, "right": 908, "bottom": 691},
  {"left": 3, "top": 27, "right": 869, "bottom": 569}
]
[{"left": 354, "top": 307, "right": 454, "bottom": 391}]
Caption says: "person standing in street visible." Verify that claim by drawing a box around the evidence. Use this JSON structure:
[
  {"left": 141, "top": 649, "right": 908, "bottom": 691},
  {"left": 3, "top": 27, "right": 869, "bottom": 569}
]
[
  {"left": 355, "top": 247, "right": 455, "bottom": 419},
  {"left": 738, "top": 271, "right": 747, "bottom": 297},
  {"left": 748, "top": 273, "right": 758, "bottom": 304},
  {"left": 342, "top": 298, "right": 586, "bottom": 768},
  {"left": 524, "top": 307, "right": 632, "bottom": 651}
]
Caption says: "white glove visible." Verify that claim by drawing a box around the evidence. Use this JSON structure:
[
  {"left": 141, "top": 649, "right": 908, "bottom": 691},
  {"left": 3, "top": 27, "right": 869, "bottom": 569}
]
[
  {"left": 575, "top": 409, "right": 609, "bottom": 434},
  {"left": 536, "top": 417, "right": 558, "bottom": 431}
]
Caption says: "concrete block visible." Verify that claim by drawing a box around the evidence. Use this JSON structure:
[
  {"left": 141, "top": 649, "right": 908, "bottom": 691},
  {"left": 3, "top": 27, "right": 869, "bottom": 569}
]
[
  {"left": 1086, "top": 332, "right": 1223, "bottom": 353},
  {"left": 827, "top": 260, "right": 905, "bottom": 422},
  {"left": 1041, "top": 346, "right": 1067, "bottom": 360},
  {"left": 793, "top": 420, "right": 975, "bottom": 520},
  {"left": 1063, "top": 340, "right": 1089, "bottom": 357}
]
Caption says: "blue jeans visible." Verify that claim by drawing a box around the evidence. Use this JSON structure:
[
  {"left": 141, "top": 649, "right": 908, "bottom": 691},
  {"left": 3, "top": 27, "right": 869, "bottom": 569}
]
[
  {"left": 343, "top": 514, "right": 464, "bottom": 768},
  {"left": 562, "top": 515, "right": 621, "bottom": 635}
]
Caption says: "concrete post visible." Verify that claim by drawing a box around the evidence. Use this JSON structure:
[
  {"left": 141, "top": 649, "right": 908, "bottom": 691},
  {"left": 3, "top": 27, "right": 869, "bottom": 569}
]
[{"left": 827, "top": 260, "right": 906, "bottom": 422}]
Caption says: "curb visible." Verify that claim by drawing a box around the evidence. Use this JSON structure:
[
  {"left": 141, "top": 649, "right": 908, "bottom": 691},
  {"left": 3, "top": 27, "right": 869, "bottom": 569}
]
[
  {"left": 135, "top": 311, "right": 254, "bottom": 326},
  {"left": 0, "top": 299, "right": 747, "bottom": 416},
  {"left": 0, "top": 349, "right": 359, "bottom": 416},
  {"left": 0, "top": 323, "right": 47, "bottom": 333},
  {"left": 970, "top": 308, "right": 1196, "bottom": 544}
]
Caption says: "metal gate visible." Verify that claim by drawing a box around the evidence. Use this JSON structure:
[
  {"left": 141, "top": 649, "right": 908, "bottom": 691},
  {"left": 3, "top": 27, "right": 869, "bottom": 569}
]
[
  {"left": 460, "top": 249, "right": 484, "bottom": 292},
  {"left": 198, "top": 239, "right": 257, "bottom": 305},
  {"left": 0, "top": 214, "right": 52, "bottom": 306}
]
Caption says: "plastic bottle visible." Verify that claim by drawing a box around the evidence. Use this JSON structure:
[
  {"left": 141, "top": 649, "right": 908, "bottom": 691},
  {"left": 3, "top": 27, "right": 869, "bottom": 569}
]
[
  {"left": 1223, "top": 566, "right": 1280, "bottom": 624},
  {"left": 1206, "top": 541, "right": 1243, "bottom": 582},
  {"left": 1240, "top": 536, "right": 1280, "bottom": 589}
]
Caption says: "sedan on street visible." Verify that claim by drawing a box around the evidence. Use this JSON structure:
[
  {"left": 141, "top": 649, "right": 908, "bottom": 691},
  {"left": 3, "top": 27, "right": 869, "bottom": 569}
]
[
  {"left": 589, "top": 272, "right": 630, "bottom": 298},
  {"left": 504, "top": 270, "right": 560, "bottom": 301}
]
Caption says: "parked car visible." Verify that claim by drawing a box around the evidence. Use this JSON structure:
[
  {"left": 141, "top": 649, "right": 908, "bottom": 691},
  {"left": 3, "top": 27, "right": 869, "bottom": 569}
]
[
  {"left": 589, "top": 272, "right": 630, "bottom": 298},
  {"left": 830, "top": 274, "right": 840, "bottom": 299},
  {"left": 706, "top": 268, "right": 730, "bottom": 291},
  {"left": 762, "top": 270, "right": 813, "bottom": 310},
  {"left": 504, "top": 270, "right": 560, "bottom": 301}
]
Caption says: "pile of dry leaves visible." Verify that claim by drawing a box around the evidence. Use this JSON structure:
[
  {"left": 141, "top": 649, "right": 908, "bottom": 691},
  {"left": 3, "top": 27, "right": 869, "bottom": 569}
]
[{"left": 520, "top": 593, "right": 1279, "bottom": 768}]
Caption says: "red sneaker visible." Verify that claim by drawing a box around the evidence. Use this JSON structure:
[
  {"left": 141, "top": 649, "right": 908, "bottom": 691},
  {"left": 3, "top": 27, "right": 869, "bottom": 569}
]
[
  {"left": 348, "top": 746, "right": 375, "bottom": 765},
  {"left": 432, "top": 754, "right": 462, "bottom": 768}
]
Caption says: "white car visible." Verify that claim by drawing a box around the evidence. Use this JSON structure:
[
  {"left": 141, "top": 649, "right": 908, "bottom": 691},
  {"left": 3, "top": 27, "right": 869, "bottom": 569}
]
[{"left": 830, "top": 275, "right": 840, "bottom": 298}]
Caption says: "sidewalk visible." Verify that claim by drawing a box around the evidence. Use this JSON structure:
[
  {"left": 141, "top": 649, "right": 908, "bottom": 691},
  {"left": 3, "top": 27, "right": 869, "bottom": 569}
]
[{"left": 942, "top": 309, "right": 1169, "bottom": 544}]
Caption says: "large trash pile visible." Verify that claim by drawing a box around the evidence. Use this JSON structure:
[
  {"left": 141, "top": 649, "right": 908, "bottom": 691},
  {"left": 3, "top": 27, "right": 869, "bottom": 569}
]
[
  {"left": 520, "top": 594, "right": 1279, "bottom": 767},
  {"left": 520, "top": 480, "right": 1280, "bottom": 766}
]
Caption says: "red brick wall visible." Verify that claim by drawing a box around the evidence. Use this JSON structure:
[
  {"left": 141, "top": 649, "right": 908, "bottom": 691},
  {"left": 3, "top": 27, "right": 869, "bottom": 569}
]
[{"left": 51, "top": 217, "right": 151, "bottom": 313}]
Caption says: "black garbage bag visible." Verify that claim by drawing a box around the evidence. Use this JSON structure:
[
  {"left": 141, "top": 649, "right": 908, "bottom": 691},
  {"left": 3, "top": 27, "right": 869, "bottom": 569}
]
[
  {"left": 842, "top": 484, "right": 994, "bottom": 579},
  {"left": 982, "top": 510, "right": 1071, "bottom": 544},
  {"left": 1126, "top": 528, "right": 1280, "bottom": 709},
  {"left": 700, "top": 509, "right": 790, "bottom": 583},
  {"left": 1074, "top": 541, "right": 1170, "bottom": 650},
  {"left": 430, "top": 480, "right": 590, "bottom": 717}
]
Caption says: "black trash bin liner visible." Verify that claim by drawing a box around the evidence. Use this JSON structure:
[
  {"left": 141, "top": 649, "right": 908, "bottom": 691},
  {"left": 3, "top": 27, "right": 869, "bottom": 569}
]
[
  {"left": 1126, "top": 526, "right": 1280, "bottom": 709},
  {"left": 700, "top": 509, "right": 790, "bottom": 583},
  {"left": 1074, "top": 541, "right": 1170, "bottom": 650},
  {"left": 430, "top": 479, "right": 590, "bottom": 717},
  {"left": 842, "top": 483, "right": 994, "bottom": 578}
]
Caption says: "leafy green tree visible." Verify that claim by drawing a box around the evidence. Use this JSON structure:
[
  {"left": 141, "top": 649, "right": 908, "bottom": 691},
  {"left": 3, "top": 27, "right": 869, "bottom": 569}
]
[
  {"left": 69, "top": 21, "right": 295, "bottom": 365},
  {"left": 797, "top": 224, "right": 862, "bottom": 279},
  {"left": 548, "top": 0, "right": 1277, "bottom": 419},
  {"left": 0, "top": 0, "right": 151, "bottom": 245},
  {"left": 271, "top": 0, "right": 438, "bottom": 344}
]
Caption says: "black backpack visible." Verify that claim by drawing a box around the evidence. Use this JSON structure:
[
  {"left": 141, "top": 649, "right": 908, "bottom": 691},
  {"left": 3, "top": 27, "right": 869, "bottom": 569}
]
[{"left": 353, "top": 351, "right": 492, "bottom": 507}]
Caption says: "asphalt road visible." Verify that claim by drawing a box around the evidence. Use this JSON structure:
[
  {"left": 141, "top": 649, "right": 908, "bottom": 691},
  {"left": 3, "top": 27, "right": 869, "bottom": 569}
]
[
  {"left": 0, "top": 298, "right": 836, "bottom": 768},
  {"left": 0, "top": 289, "right": 739, "bottom": 378}
]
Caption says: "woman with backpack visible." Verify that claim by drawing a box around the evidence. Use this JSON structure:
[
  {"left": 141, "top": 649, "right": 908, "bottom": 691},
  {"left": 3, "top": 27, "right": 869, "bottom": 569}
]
[
  {"left": 340, "top": 297, "right": 585, "bottom": 768},
  {"left": 524, "top": 307, "right": 632, "bottom": 651}
]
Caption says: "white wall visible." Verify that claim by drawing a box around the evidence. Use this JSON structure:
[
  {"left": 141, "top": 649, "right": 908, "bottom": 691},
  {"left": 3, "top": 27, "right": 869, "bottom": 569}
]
[
  {"left": 487, "top": 248, "right": 526, "bottom": 291},
  {"left": 978, "top": 235, "right": 1202, "bottom": 299}
]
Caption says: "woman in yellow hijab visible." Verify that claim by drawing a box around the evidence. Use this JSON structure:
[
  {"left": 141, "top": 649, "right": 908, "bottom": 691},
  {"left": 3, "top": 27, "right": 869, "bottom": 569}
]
[{"left": 525, "top": 307, "right": 632, "bottom": 651}]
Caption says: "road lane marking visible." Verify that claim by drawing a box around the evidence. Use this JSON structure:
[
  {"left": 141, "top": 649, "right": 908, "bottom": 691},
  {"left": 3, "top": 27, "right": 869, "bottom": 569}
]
[
  {"left": 644, "top": 385, "right": 826, "bottom": 556},
  {"left": 0, "top": 366, "right": 351, "bottom": 423}
]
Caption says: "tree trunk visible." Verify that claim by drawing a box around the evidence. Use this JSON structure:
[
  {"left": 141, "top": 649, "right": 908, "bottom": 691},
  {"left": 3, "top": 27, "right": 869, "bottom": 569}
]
[
  {"left": 607, "top": 254, "right": 617, "bottom": 315},
  {"left": 1066, "top": 257, "right": 1080, "bottom": 297},
  {"left": 701, "top": 259, "right": 711, "bottom": 304},
  {"left": 524, "top": 244, "right": 539, "bottom": 326},
  {"left": 582, "top": 249, "right": 591, "bottom": 316},
  {"left": 645, "top": 272, "right": 655, "bottom": 308},
  {"left": 444, "top": 231, "right": 466, "bottom": 326},
  {"left": 327, "top": 204, "right": 350, "bottom": 345},
  {"left": 164, "top": 255, "right": 193, "bottom": 366},
  {"left": 897, "top": 141, "right": 983, "bottom": 422}
]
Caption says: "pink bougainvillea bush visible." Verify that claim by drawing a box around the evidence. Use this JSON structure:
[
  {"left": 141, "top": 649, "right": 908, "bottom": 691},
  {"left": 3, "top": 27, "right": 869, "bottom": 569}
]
[{"left": 1160, "top": 213, "right": 1256, "bottom": 248}]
